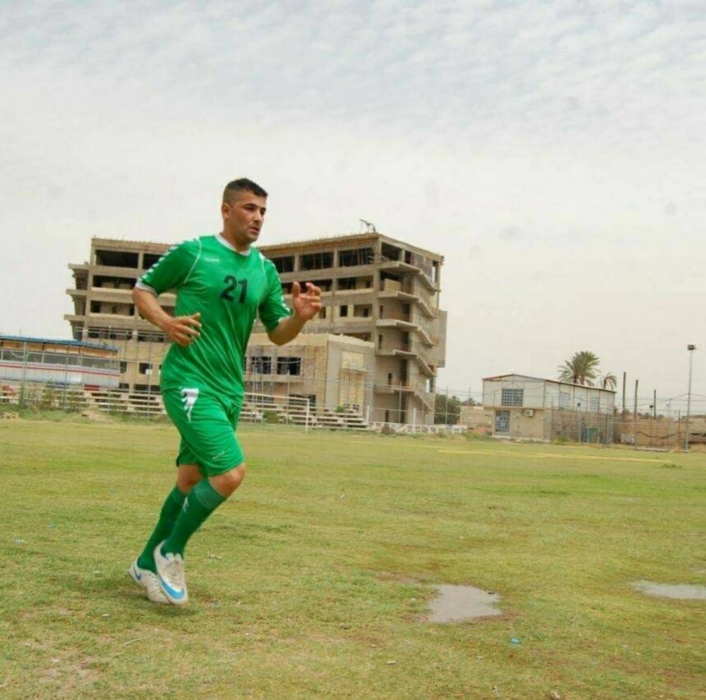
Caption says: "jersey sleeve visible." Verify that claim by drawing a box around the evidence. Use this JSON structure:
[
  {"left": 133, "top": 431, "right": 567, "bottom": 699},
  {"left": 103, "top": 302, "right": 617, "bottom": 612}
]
[
  {"left": 258, "top": 258, "right": 292, "bottom": 332},
  {"left": 139, "top": 239, "right": 200, "bottom": 295}
]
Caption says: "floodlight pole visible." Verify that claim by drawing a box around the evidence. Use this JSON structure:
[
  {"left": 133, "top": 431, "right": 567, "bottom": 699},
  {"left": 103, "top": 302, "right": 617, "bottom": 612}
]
[{"left": 684, "top": 344, "right": 696, "bottom": 451}]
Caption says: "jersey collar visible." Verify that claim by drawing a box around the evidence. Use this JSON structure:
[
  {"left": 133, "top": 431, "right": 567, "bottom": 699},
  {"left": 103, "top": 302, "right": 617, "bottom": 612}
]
[{"left": 216, "top": 233, "right": 252, "bottom": 257}]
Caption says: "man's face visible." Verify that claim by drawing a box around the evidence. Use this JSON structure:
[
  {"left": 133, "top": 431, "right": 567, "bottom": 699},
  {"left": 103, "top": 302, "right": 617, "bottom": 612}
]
[{"left": 221, "top": 191, "right": 267, "bottom": 249}]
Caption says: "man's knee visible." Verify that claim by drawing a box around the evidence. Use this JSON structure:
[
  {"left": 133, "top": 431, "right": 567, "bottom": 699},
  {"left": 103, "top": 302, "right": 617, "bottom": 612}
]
[
  {"left": 177, "top": 464, "right": 203, "bottom": 492},
  {"left": 210, "top": 463, "right": 246, "bottom": 498}
]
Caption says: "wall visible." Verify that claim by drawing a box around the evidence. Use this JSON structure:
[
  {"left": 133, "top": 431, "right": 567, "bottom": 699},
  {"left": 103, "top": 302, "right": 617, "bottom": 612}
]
[{"left": 483, "top": 377, "right": 546, "bottom": 408}]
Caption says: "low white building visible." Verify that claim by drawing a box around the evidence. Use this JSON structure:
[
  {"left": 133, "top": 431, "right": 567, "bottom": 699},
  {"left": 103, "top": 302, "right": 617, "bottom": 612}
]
[
  {"left": 482, "top": 373, "right": 616, "bottom": 443},
  {"left": 0, "top": 335, "right": 119, "bottom": 389}
]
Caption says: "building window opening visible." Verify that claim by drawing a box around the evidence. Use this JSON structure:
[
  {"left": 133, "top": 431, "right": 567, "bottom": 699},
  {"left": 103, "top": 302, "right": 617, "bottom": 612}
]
[
  {"left": 251, "top": 356, "right": 272, "bottom": 374},
  {"left": 138, "top": 331, "right": 166, "bottom": 342},
  {"left": 301, "top": 252, "right": 333, "bottom": 271},
  {"left": 313, "top": 278, "right": 333, "bottom": 292},
  {"left": 380, "top": 243, "right": 401, "bottom": 262},
  {"left": 354, "top": 305, "right": 371, "bottom": 318},
  {"left": 432, "top": 261, "right": 440, "bottom": 283},
  {"left": 501, "top": 388, "right": 524, "bottom": 406},
  {"left": 143, "top": 253, "right": 163, "bottom": 269},
  {"left": 380, "top": 273, "right": 402, "bottom": 292},
  {"left": 271, "top": 256, "right": 295, "bottom": 273},
  {"left": 339, "top": 248, "right": 374, "bottom": 267},
  {"left": 277, "top": 357, "right": 301, "bottom": 375},
  {"left": 338, "top": 277, "right": 357, "bottom": 290},
  {"left": 95, "top": 250, "right": 139, "bottom": 268}
]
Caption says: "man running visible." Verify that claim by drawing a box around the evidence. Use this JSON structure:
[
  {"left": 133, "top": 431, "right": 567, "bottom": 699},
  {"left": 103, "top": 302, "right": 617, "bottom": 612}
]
[{"left": 129, "top": 178, "right": 321, "bottom": 605}]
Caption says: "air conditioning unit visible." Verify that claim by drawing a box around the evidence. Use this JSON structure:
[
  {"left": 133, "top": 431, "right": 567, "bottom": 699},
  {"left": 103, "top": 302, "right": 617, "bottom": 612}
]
[{"left": 525, "top": 409, "right": 534, "bottom": 417}]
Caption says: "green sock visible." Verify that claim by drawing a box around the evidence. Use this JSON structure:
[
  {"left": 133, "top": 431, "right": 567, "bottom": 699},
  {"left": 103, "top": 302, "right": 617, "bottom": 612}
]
[
  {"left": 162, "top": 480, "right": 226, "bottom": 558},
  {"left": 137, "top": 487, "right": 187, "bottom": 572}
]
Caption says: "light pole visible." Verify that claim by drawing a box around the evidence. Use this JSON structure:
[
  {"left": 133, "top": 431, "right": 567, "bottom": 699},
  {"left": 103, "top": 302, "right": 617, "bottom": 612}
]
[{"left": 684, "top": 344, "right": 696, "bottom": 451}]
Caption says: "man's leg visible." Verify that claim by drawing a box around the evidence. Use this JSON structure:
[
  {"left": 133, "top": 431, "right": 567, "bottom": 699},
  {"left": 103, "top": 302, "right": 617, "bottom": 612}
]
[
  {"left": 135, "top": 464, "right": 203, "bottom": 573},
  {"left": 161, "top": 464, "right": 246, "bottom": 557},
  {"left": 129, "top": 464, "right": 202, "bottom": 603},
  {"left": 153, "top": 391, "right": 246, "bottom": 604},
  {"left": 153, "top": 464, "right": 245, "bottom": 604}
]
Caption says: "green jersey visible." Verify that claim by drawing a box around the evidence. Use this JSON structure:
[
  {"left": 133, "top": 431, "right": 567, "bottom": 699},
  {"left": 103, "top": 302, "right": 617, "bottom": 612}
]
[{"left": 139, "top": 234, "right": 290, "bottom": 399}]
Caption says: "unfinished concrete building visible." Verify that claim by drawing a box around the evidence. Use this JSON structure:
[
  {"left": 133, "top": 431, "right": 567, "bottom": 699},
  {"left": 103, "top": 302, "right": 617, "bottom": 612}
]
[
  {"left": 65, "top": 238, "right": 175, "bottom": 392},
  {"left": 257, "top": 234, "right": 446, "bottom": 424},
  {"left": 65, "top": 233, "right": 446, "bottom": 424}
]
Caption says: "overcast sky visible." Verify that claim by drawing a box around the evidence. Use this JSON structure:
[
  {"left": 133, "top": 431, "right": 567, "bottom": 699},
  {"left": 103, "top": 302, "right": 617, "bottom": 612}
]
[{"left": 1, "top": 0, "right": 704, "bottom": 412}]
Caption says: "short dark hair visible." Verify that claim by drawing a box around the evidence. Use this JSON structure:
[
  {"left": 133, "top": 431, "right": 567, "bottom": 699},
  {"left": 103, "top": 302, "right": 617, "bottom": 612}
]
[{"left": 223, "top": 178, "right": 268, "bottom": 204}]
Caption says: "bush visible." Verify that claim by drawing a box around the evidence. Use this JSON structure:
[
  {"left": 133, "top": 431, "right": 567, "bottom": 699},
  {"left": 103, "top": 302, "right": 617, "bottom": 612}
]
[{"left": 263, "top": 410, "right": 281, "bottom": 424}]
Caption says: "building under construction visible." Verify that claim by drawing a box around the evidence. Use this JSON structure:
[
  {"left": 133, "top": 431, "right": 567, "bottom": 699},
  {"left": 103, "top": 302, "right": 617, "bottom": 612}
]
[{"left": 65, "top": 233, "right": 446, "bottom": 424}]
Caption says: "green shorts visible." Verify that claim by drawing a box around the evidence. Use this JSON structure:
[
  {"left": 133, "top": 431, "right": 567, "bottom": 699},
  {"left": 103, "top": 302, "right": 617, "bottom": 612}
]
[{"left": 162, "top": 387, "right": 244, "bottom": 477}]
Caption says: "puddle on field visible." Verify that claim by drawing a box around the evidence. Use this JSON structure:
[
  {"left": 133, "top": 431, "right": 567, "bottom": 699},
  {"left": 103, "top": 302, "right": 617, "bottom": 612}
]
[
  {"left": 426, "top": 585, "right": 502, "bottom": 622},
  {"left": 632, "top": 580, "right": 706, "bottom": 600}
]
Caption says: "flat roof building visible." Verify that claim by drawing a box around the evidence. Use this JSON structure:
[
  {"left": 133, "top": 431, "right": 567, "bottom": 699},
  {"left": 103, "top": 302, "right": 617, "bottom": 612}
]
[
  {"left": 0, "top": 334, "right": 119, "bottom": 389},
  {"left": 483, "top": 373, "right": 616, "bottom": 443}
]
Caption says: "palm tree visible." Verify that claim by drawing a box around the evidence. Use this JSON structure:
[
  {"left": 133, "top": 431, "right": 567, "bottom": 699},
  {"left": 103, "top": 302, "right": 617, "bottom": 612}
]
[
  {"left": 558, "top": 351, "right": 600, "bottom": 386},
  {"left": 599, "top": 372, "right": 617, "bottom": 390}
]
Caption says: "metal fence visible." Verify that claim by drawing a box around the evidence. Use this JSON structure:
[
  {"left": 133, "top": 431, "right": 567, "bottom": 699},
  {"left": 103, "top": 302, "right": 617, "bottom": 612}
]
[
  {"left": 0, "top": 376, "right": 476, "bottom": 433},
  {"left": 545, "top": 409, "right": 616, "bottom": 445},
  {"left": 4, "top": 373, "right": 704, "bottom": 448}
]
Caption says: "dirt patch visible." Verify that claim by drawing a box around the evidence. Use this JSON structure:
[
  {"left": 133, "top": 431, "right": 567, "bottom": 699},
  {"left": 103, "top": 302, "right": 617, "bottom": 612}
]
[
  {"left": 632, "top": 580, "right": 706, "bottom": 600},
  {"left": 81, "top": 410, "right": 113, "bottom": 423},
  {"left": 426, "top": 585, "right": 502, "bottom": 622}
]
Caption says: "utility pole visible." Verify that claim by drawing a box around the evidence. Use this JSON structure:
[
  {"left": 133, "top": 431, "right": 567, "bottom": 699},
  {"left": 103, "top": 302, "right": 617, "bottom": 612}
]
[
  {"left": 684, "top": 344, "right": 696, "bottom": 451},
  {"left": 633, "top": 379, "right": 638, "bottom": 450}
]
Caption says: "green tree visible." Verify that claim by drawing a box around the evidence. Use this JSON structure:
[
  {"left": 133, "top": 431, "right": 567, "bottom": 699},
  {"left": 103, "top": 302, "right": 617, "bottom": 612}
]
[
  {"left": 558, "top": 351, "right": 601, "bottom": 386},
  {"left": 599, "top": 372, "right": 617, "bottom": 390},
  {"left": 434, "top": 393, "right": 461, "bottom": 425}
]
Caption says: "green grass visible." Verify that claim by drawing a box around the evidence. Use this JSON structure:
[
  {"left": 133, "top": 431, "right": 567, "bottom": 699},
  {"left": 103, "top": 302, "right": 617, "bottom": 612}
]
[{"left": 0, "top": 420, "right": 703, "bottom": 699}]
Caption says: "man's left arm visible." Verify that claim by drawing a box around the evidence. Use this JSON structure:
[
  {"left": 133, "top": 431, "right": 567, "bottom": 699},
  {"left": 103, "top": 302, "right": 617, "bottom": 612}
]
[{"left": 267, "top": 281, "right": 322, "bottom": 346}]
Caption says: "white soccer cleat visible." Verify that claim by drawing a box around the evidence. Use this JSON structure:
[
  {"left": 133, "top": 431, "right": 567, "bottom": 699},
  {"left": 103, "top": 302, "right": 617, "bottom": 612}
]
[
  {"left": 128, "top": 559, "right": 169, "bottom": 604},
  {"left": 153, "top": 542, "right": 188, "bottom": 605}
]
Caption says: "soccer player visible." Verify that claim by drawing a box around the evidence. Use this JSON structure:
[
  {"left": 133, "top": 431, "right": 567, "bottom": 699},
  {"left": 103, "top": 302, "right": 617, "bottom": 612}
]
[{"left": 128, "top": 178, "right": 322, "bottom": 605}]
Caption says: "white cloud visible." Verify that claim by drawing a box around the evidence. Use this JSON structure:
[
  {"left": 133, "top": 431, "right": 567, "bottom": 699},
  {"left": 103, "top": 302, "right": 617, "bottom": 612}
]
[{"left": 0, "top": 0, "right": 704, "bottom": 408}]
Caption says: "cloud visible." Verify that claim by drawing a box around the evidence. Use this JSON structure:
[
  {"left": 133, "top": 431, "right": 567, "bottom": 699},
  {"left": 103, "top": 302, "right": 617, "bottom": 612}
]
[{"left": 0, "top": 0, "right": 704, "bottom": 405}]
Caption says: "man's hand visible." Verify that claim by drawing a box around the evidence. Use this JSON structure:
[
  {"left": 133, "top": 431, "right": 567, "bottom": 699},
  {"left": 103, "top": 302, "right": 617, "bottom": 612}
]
[
  {"left": 133, "top": 287, "right": 202, "bottom": 347},
  {"left": 291, "top": 281, "right": 322, "bottom": 322},
  {"left": 161, "top": 312, "right": 202, "bottom": 347},
  {"left": 267, "top": 282, "right": 322, "bottom": 346}
]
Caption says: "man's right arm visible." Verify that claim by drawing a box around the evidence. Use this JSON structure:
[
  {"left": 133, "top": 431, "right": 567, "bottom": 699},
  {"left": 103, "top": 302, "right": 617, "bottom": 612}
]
[{"left": 133, "top": 287, "right": 201, "bottom": 347}]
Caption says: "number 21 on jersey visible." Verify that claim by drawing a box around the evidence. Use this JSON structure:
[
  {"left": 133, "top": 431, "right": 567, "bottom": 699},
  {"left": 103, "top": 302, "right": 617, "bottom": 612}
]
[{"left": 220, "top": 275, "right": 248, "bottom": 303}]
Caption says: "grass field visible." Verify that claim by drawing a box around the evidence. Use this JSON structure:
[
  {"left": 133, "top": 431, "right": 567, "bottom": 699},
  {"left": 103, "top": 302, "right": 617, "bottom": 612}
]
[{"left": 1, "top": 418, "right": 704, "bottom": 699}]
